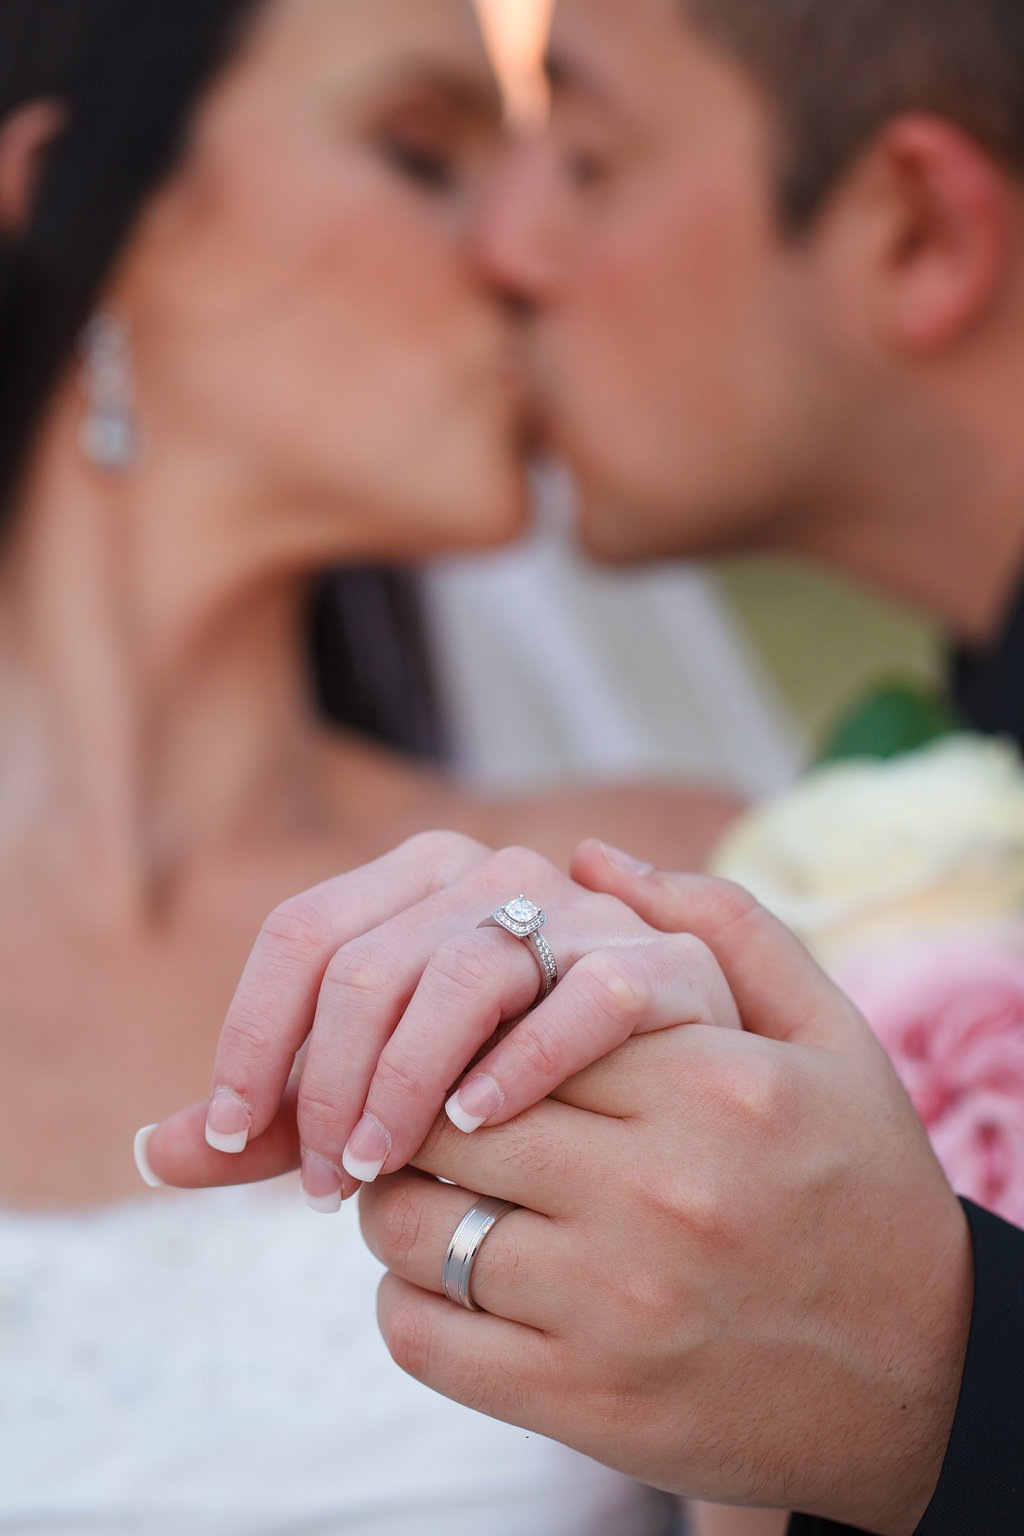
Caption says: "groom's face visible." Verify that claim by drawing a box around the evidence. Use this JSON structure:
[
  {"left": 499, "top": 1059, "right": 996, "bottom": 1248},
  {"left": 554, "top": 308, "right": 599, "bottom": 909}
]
[{"left": 476, "top": 0, "right": 848, "bottom": 562}]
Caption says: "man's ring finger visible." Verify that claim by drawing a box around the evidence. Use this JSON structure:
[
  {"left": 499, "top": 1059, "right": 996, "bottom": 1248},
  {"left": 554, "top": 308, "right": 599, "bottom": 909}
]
[{"left": 442, "top": 1195, "right": 520, "bottom": 1312}]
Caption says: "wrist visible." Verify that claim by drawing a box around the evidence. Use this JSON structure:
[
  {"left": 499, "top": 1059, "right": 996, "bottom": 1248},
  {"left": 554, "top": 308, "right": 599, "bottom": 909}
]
[{"left": 845, "top": 1197, "right": 975, "bottom": 1536}]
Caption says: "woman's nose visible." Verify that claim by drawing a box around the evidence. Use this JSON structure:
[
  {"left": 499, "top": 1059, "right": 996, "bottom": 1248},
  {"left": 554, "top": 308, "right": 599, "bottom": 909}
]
[{"left": 471, "top": 137, "right": 568, "bottom": 307}]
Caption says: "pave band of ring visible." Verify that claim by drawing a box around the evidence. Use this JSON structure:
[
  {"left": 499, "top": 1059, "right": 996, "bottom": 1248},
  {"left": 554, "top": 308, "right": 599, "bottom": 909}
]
[
  {"left": 477, "top": 895, "right": 559, "bottom": 1002},
  {"left": 442, "top": 1196, "right": 519, "bottom": 1312}
]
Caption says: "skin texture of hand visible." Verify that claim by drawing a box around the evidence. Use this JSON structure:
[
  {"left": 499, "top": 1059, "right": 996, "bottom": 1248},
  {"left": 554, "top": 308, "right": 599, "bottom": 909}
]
[
  {"left": 143, "top": 832, "right": 738, "bottom": 1207},
  {"left": 357, "top": 846, "right": 975, "bottom": 1535}
]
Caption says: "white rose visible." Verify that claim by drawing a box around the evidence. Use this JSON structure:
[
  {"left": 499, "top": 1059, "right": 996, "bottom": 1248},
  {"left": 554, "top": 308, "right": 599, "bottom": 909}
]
[{"left": 712, "top": 736, "right": 1024, "bottom": 969}]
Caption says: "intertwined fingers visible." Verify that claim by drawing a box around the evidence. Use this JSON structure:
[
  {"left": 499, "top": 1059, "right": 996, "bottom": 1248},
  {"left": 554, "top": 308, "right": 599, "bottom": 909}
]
[{"left": 360, "top": 1169, "right": 565, "bottom": 1330}]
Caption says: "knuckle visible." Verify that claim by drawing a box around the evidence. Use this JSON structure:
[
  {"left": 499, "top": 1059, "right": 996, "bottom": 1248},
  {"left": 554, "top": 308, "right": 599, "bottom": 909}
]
[
  {"left": 710, "top": 1051, "right": 788, "bottom": 1132},
  {"left": 297, "top": 1080, "right": 347, "bottom": 1147},
  {"left": 617, "top": 1258, "right": 684, "bottom": 1332},
  {"left": 499, "top": 1115, "right": 582, "bottom": 1186},
  {"left": 384, "top": 1291, "right": 519, "bottom": 1415},
  {"left": 374, "top": 1185, "right": 428, "bottom": 1264},
  {"left": 218, "top": 1007, "right": 277, "bottom": 1066},
  {"left": 384, "top": 1294, "right": 438, "bottom": 1381},
  {"left": 670, "top": 931, "right": 716, "bottom": 973},
  {"left": 509, "top": 1022, "right": 565, "bottom": 1084},
  {"left": 372, "top": 1049, "right": 429, "bottom": 1111},
  {"left": 488, "top": 844, "right": 556, "bottom": 891},
  {"left": 574, "top": 948, "right": 652, "bottom": 1021},
  {"left": 460, "top": 1352, "right": 527, "bottom": 1418},
  {"left": 635, "top": 1165, "right": 733, "bottom": 1253},
  {"left": 427, "top": 934, "right": 498, "bottom": 996},
  {"left": 699, "top": 876, "right": 763, "bottom": 934},
  {"left": 320, "top": 939, "right": 392, "bottom": 1005},
  {"left": 664, "top": 933, "right": 729, "bottom": 1018},
  {"left": 258, "top": 895, "right": 333, "bottom": 962},
  {"left": 678, "top": 1178, "right": 737, "bottom": 1251},
  {"left": 401, "top": 830, "right": 489, "bottom": 890}
]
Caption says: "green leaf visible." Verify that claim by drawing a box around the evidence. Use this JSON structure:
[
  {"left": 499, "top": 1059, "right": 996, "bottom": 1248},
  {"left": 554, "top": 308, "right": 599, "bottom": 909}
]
[{"left": 818, "top": 681, "right": 959, "bottom": 764}]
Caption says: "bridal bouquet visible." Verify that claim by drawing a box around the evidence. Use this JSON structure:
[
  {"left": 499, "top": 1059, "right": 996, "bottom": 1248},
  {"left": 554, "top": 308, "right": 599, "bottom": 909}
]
[{"left": 713, "top": 734, "right": 1024, "bottom": 1225}]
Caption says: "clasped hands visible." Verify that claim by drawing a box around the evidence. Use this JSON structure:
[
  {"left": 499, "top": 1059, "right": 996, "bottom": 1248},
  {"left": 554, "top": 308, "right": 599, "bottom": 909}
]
[{"left": 146, "top": 832, "right": 973, "bottom": 1536}]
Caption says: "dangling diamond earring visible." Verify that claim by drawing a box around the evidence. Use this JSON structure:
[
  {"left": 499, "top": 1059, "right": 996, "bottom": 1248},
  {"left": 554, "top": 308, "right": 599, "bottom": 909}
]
[{"left": 79, "top": 311, "right": 142, "bottom": 472}]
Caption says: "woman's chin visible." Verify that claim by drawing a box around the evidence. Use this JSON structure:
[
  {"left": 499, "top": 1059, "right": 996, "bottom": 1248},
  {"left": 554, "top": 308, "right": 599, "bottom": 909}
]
[
  {"left": 427, "top": 428, "right": 534, "bottom": 552},
  {"left": 444, "top": 469, "right": 532, "bottom": 552}
]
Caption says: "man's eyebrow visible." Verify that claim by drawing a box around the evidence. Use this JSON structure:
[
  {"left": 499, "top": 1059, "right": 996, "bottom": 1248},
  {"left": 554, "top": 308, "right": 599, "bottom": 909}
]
[{"left": 543, "top": 49, "right": 613, "bottom": 108}]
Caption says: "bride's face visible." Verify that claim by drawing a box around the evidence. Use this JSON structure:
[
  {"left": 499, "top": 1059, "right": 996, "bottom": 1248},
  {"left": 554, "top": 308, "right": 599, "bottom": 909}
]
[{"left": 116, "top": 0, "right": 528, "bottom": 557}]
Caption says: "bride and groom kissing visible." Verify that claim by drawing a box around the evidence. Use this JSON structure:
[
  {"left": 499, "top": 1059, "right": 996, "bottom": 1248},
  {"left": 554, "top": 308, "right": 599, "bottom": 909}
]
[{"left": 145, "top": 0, "right": 1024, "bottom": 1532}]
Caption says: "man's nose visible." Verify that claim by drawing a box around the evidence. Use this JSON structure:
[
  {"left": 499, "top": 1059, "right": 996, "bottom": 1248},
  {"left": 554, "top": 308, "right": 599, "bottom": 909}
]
[{"left": 471, "top": 137, "right": 567, "bottom": 307}]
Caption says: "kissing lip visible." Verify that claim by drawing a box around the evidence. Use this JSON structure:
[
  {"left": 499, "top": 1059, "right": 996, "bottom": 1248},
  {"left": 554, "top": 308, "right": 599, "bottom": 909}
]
[
  {"left": 518, "top": 400, "right": 554, "bottom": 457},
  {"left": 490, "top": 336, "right": 558, "bottom": 454}
]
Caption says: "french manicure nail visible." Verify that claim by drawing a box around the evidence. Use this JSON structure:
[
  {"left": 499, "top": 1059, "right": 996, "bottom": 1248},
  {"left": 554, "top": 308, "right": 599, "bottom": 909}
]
[
  {"left": 446, "top": 1074, "right": 505, "bottom": 1135},
  {"left": 133, "top": 1124, "right": 168, "bottom": 1189},
  {"left": 205, "top": 1087, "right": 251, "bottom": 1154},
  {"left": 301, "top": 1150, "right": 343, "bottom": 1215},
  {"left": 342, "top": 1114, "right": 391, "bottom": 1184},
  {"left": 599, "top": 841, "right": 655, "bottom": 877}
]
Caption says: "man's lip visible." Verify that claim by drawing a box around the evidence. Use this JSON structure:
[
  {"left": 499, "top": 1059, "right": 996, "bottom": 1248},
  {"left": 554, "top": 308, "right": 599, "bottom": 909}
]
[{"left": 489, "top": 329, "right": 557, "bottom": 450}]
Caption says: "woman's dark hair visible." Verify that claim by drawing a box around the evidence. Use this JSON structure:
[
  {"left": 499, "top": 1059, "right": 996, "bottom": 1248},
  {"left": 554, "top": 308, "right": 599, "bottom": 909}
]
[{"left": 0, "top": 0, "right": 445, "bottom": 758}]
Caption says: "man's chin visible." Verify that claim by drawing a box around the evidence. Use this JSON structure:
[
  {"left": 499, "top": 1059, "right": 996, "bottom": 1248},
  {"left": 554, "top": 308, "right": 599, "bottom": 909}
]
[
  {"left": 537, "top": 411, "right": 708, "bottom": 563},
  {"left": 573, "top": 484, "right": 678, "bottom": 566}
]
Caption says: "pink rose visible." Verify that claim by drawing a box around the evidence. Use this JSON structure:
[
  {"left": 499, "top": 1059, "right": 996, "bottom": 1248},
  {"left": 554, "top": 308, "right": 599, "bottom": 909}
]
[{"left": 838, "top": 939, "right": 1024, "bottom": 1226}]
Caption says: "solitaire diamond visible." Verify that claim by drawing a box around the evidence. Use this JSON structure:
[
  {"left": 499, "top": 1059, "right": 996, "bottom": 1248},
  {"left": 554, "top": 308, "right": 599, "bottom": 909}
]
[
  {"left": 477, "top": 895, "right": 558, "bottom": 997},
  {"left": 506, "top": 897, "right": 539, "bottom": 924},
  {"left": 492, "top": 896, "right": 547, "bottom": 937}
]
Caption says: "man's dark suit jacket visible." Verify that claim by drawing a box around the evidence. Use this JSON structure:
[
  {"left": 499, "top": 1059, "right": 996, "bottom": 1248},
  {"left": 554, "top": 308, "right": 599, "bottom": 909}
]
[{"left": 789, "top": 600, "right": 1024, "bottom": 1535}]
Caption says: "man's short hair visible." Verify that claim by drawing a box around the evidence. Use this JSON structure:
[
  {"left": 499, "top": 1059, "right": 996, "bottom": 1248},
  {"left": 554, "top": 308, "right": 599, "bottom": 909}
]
[{"left": 685, "top": 0, "right": 1024, "bottom": 226}]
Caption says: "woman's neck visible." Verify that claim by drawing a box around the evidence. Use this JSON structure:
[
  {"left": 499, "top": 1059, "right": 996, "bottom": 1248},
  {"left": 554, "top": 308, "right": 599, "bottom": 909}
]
[{"left": 0, "top": 401, "right": 361, "bottom": 922}]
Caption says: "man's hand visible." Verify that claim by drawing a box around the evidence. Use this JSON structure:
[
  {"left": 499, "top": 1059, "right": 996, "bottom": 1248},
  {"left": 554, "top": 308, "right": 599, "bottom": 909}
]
[{"left": 360, "top": 843, "right": 974, "bottom": 1535}]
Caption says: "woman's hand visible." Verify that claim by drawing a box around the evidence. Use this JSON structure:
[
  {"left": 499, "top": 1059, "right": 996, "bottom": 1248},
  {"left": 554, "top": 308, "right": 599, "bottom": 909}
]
[{"left": 142, "top": 832, "right": 739, "bottom": 1209}]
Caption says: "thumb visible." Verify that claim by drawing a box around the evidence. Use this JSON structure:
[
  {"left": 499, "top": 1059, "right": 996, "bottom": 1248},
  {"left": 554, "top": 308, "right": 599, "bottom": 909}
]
[
  {"left": 571, "top": 840, "right": 871, "bottom": 1055},
  {"left": 138, "top": 1083, "right": 304, "bottom": 1191}
]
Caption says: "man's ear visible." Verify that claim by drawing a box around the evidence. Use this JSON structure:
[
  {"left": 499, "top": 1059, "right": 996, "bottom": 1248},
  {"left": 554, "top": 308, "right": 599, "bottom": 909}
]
[
  {"left": 861, "top": 114, "right": 1016, "bottom": 353},
  {"left": 0, "top": 99, "right": 66, "bottom": 235}
]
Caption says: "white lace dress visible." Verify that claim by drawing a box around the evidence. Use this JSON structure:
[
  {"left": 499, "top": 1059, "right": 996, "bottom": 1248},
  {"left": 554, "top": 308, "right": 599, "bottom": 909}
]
[{"left": 0, "top": 1182, "right": 675, "bottom": 1536}]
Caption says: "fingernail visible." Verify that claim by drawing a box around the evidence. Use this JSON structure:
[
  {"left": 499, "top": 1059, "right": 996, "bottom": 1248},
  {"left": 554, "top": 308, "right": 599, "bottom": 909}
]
[
  {"left": 599, "top": 841, "right": 655, "bottom": 877},
  {"left": 446, "top": 1074, "right": 505, "bottom": 1134},
  {"left": 301, "top": 1150, "right": 343, "bottom": 1215},
  {"left": 342, "top": 1114, "right": 391, "bottom": 1184},
  {"left": 133, "top": 1125, "right": 168, "bottom": 1189},
  {"left": 205, "top": 1087, "right": 251, "bottom": 1154}
]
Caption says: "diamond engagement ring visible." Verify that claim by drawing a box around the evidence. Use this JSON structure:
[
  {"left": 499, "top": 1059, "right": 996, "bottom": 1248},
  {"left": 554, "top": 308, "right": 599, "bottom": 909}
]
[
  {"left": 478, "top": 896, "right": 559, "bottom": 1001},
  {"left": 443, "top": 1196, "right": 519, "bottom": 1312}
]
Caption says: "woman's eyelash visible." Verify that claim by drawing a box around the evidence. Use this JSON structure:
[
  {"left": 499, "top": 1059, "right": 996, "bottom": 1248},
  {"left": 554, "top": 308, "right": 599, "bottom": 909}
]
[{"left": 384, "top": 140, "right": 455, "bottom": 191}]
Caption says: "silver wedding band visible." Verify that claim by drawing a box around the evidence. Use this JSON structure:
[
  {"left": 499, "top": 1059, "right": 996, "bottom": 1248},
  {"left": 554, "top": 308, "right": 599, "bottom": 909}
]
[
  {"left": 478, "top": 895, "right": 559, "bottom": 1002},
  {"left": 442, "top": 1196, "right": 519, "bottom": 1312}
]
